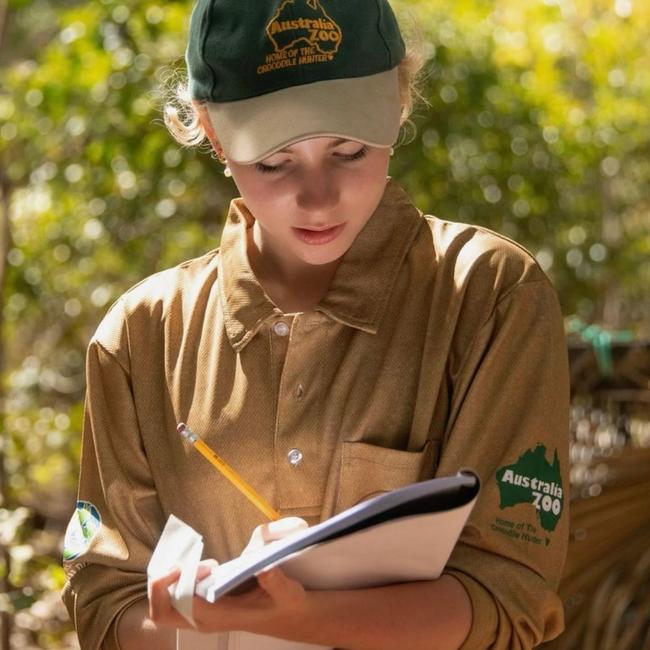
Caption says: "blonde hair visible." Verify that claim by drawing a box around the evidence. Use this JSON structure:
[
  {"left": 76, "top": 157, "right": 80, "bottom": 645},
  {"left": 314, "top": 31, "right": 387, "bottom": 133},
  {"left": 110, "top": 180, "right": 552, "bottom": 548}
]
[{"left": 163, "top": 40, "right": 428, "bottom": 151}]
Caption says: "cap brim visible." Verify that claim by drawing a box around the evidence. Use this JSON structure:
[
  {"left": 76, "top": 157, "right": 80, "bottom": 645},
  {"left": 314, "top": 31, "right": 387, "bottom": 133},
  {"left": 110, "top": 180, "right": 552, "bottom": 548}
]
[{"left": 205, "top": 68, "right": 402, "bottom": 164}]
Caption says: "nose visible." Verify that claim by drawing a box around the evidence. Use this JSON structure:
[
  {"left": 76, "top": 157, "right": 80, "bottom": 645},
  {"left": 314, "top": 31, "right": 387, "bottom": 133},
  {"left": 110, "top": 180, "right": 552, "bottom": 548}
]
[{"left": 295, "top": 170, "right": 340, "bottom": 216}]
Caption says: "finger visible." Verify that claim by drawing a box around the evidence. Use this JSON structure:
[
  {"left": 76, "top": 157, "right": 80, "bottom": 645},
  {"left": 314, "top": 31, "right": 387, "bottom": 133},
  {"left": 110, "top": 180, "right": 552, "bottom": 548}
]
[
  {"left": 148, "top": 568, "right": 183, "bottom": 623},
  {"left": 196, "top": 565, "right": 213, "bottom": 581},
  {"left": 242, "top": 517, "right": 309, "bottom": 556},
  {"left": 262, "top": 517, "right": 309, "bottom": 543},
  {"left": 256, "top": 567, "right": 306, "bottom": 608},
  {"left": 147, "top": 567, "right": 181, "bottom": 600},
  {"left": 196, "top": 559, "right": 219, "bottom": 582}
]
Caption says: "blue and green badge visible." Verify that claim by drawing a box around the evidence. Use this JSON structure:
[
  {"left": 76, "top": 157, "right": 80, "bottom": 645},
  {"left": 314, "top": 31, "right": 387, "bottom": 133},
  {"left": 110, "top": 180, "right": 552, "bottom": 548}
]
[{"left": 63, "top": 501, "right": 101, "bottom": 561}]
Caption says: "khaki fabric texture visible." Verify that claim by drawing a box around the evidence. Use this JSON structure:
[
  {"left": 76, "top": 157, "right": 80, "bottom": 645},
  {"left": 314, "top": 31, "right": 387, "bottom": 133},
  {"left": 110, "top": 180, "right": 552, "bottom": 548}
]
[{"left": 62, "top": 179, "right": 570, "bottom": 649}]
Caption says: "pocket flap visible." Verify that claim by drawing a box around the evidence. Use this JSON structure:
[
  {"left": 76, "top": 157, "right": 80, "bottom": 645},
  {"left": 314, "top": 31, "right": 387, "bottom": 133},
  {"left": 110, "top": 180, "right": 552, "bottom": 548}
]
[{"left": 336, "top": 439, "right": 439, "bottom": 513}]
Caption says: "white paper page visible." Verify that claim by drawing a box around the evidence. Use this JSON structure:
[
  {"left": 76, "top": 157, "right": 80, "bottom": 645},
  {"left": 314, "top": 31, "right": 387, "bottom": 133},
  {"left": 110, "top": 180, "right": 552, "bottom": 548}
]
[
  {"left": 148, "top": 514, "right": 204, "bottom": 627},
  {"left": 277, "top": 499, "right": 475, "bottom": 591}
]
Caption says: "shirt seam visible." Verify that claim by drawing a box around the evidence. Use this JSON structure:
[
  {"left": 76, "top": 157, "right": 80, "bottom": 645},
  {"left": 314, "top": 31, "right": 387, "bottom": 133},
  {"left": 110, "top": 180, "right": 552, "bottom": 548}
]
[
  {"left": 118, "top": 249, "right": 220, "bottom": 300},
  {"left": 462, "top": 220, "right": 554, "bottom": 287},
  {"left": 217, "top": 253, "right": 239, "bottom": 347},
  {"left": 88, "top": 337, "right": 160, "bottom": 532},
  {"left": 372, "top": 0, "right": 393, "bottom": 65},
  {"left": 423, "top": 214, "right": 554, "bottom": 289},
  {"left": 202, "top": 2, "right": 219, "bottom": 99},
  {"left": 67, "top": 569, "right": 145, "bottom": 650},
  {"left": 92, "top": 337, "right": 130, "bottom": 377},
  {"left": 453, "top": 277, "right": 551, "bottom": 380},
  {"left": 448, "top": 540, "right": 552, "bottom": 591},
  {"left": 269, "top": 324, "right": 280, "bottom": 511},
  {"left": 343, "top": 457, "right": 422, "bottom": 469}
]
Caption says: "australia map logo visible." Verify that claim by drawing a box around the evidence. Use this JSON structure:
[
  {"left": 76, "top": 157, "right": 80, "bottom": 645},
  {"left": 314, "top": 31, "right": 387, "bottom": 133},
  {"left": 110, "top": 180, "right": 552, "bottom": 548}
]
[
  {"left": 258, "top": 0, "right": 343, "bottom": 75},
  {"left": 496, "top": 444, "right": 564, "bottom": 533}
]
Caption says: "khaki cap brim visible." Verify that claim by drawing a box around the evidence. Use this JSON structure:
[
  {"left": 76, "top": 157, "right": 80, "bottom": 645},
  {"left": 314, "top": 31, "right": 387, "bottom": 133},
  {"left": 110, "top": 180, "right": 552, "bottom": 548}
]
[{"left": 205, "top": 68, "right": 402, "bottom": 165}]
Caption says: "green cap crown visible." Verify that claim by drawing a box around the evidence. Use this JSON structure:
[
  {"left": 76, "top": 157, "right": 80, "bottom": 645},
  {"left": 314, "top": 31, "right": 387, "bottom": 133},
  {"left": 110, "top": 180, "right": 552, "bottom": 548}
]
[{"left": 187, "top": 0, "right": 405, "bottom": 103}]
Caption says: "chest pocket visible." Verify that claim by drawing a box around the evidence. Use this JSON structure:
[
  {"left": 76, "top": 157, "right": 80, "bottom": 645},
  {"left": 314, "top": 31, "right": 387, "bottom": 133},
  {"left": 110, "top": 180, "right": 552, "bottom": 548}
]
[{"left": 335, "top": 439, "right": 439, "bottom": 513}]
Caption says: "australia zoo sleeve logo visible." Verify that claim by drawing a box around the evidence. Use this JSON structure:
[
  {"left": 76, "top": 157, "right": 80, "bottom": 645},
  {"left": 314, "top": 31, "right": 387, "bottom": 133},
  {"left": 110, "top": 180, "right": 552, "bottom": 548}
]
[
  {"left": 495, "top": 444, "right": 564, "bottom": 534},
  {"left": 258, "top": 0, "right": 343, "bottom": 75}
]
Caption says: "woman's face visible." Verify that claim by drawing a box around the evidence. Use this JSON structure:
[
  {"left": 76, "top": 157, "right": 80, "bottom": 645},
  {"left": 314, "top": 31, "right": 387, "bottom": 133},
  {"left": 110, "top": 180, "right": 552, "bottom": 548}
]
[{"left": 226, "top": 137, "right": 391, "bottom": 268}]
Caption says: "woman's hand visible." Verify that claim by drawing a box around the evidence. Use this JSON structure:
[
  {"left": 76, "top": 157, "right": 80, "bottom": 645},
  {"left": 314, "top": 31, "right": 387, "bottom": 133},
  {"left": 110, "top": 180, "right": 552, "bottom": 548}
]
[
  {"left": 148, "top": 564, "right": 307, "bottom": 632},
  {"left": 148, "top": 516, "right": 309, "bottom": 633}
]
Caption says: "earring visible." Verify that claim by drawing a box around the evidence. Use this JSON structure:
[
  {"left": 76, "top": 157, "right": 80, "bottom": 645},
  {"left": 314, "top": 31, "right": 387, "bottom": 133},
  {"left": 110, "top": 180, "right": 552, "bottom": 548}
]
[
  {"left": 216, "top": 149, "right": 232, "bottom": 177},
  {"left": 390, "top": 147, "right": 395, "bottom": 157}
]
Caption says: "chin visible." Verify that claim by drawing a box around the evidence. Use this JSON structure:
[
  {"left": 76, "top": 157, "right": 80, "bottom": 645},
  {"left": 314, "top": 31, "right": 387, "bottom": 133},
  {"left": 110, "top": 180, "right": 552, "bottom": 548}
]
[{"left": 298, "top": 246, "right": 347, "bottom": 266}]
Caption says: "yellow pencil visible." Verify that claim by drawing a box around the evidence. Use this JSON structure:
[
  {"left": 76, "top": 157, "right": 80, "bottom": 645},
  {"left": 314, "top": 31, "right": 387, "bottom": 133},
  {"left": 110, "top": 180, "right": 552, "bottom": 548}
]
[{"left": 177, "top": 422, "right": 281, "bottom": 521}]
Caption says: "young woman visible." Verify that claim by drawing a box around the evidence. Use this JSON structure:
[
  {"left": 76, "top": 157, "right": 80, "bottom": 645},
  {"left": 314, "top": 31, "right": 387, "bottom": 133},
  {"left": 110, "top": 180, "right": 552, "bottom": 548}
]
[{"left": 62, "top": 1, "right": 571, "bottom": 649}]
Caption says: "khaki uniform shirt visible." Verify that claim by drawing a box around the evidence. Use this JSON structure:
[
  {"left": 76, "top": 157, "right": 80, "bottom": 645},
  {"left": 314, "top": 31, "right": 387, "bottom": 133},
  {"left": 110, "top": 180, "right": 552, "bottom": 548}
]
[{"left": 62, "top": 179, "right": 570, "bottom": 649}]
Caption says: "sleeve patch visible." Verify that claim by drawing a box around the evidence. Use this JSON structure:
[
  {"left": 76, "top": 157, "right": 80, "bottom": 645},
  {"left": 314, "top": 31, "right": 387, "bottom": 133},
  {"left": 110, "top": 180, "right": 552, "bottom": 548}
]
[
  {"left": 63, "top": 501, "right": 102, "bottom": 561},
  {"left": 495, "top": 444, "right": 564, "bottom": 537}
]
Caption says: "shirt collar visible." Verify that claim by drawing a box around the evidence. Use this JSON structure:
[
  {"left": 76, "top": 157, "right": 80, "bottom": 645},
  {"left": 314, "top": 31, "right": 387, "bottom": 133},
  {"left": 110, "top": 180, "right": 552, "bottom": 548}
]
[{"left": 218, "top": 178, "right": 424, "bottom": 352}]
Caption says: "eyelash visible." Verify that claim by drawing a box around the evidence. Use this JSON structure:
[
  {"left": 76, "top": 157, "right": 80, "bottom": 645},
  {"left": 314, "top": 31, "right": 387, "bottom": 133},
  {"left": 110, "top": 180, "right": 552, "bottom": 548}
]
[{"left": 255, "top": 145, "right": 369, "bottom": 174}]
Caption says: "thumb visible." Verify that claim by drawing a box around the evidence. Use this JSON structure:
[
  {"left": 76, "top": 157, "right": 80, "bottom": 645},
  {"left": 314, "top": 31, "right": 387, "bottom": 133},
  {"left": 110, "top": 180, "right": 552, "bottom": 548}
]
[{"left": 256, "top": 567, "right": 305, "bottom": 608}]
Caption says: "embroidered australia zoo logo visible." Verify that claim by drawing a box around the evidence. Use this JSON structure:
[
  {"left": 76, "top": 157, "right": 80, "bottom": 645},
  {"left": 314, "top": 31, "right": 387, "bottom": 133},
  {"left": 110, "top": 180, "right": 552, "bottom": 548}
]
[
  {"left": 495, "top": 444, "right": 564, "bottom": 533},
  {"left": 257, "top": 0, "right": 343, "bottom": 75}
]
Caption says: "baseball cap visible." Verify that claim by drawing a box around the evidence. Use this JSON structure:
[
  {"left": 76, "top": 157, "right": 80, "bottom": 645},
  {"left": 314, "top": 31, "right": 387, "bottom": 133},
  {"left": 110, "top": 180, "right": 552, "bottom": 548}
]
[{"left": 186, "top": 0, "right": 406, "bottom": 164}]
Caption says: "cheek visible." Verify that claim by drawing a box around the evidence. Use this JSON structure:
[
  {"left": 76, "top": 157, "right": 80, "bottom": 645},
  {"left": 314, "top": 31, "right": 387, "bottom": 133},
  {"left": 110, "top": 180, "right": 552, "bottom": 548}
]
[
  {"left": 229, "top": 168, "right": 264, "bottom": 201},
  {"left": 231, "top": 171, "right": 287, "bottom": 216},
  {"left": 344, "top": 156, "right": 391, "bottom": 209},
  {"left": 230, "top": 179, "right": 292, "bottom": 236},
  {"left": 352, "top": 156, "right": 391, "bottom": 202}
]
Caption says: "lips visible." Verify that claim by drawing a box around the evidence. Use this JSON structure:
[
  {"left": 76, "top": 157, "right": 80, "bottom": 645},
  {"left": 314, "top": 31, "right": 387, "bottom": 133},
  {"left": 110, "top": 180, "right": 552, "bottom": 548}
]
[
  {"left": 291, "top": 223, "right": 346, "bottom": 245},
  {"left": 296, "top": 224, "right": 344, "bottom": 232}
]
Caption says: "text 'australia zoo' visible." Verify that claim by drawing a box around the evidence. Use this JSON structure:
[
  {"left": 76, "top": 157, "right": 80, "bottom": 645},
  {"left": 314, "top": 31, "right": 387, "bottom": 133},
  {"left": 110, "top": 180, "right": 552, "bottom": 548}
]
[
  {"left": 500, "top": 469, "right": 563, "bottom": 515},
  {"left": 269, "top": 17, "right": 340, "bottom": 40}
]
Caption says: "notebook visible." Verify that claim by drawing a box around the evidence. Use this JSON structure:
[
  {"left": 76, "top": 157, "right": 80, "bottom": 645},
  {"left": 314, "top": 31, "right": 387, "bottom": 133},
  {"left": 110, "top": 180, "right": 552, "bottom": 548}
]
[{"left": 146, "top": 471, "right": 480, "bottom": 650}]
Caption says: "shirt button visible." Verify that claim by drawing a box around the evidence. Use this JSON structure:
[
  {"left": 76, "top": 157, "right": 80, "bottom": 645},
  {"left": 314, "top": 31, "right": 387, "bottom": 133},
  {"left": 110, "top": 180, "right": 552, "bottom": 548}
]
[
  {"left": 287, "top": 448, "right": 304, "bottom": 467},
  {"left": 294, "top": 384, "right": 305, "bottom": 399},
  {"left": 273, "top": 321, "right": 290, "bottom": 337}
]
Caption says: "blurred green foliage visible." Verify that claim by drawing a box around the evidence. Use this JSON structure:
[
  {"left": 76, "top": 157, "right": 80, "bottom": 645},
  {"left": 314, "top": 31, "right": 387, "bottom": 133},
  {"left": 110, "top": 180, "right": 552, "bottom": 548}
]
[
  {"left": 392, "top": 0, "right": 650, "bottom": 327},
  {"left": 0, "top": 0, "right": 648, "bottom": 646}
]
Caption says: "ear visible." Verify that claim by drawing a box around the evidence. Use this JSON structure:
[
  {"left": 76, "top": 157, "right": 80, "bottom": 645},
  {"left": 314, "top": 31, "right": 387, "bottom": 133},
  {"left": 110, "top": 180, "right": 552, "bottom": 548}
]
[{"left": 192, "top": 101, "right": 224, "bottom": 158}]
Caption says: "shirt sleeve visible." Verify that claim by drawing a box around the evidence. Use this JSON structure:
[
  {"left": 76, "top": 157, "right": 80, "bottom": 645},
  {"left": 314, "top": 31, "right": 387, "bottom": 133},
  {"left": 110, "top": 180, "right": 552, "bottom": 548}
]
[
  {"left": 435, "top": 278, "right": 570, "bottom": 649},
  {"left": 61, "top": 337, "right": 165, "bottom": 650}
]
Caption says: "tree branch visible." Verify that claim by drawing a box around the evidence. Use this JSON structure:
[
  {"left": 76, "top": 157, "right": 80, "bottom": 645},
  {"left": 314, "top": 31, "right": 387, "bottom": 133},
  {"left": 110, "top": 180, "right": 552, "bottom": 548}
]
[
  {"left": 0, "top": 0, "right": 8, "bottom": 53},
  {"left": 0, "top": 173, "right": 12, "bottom": 650}
]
